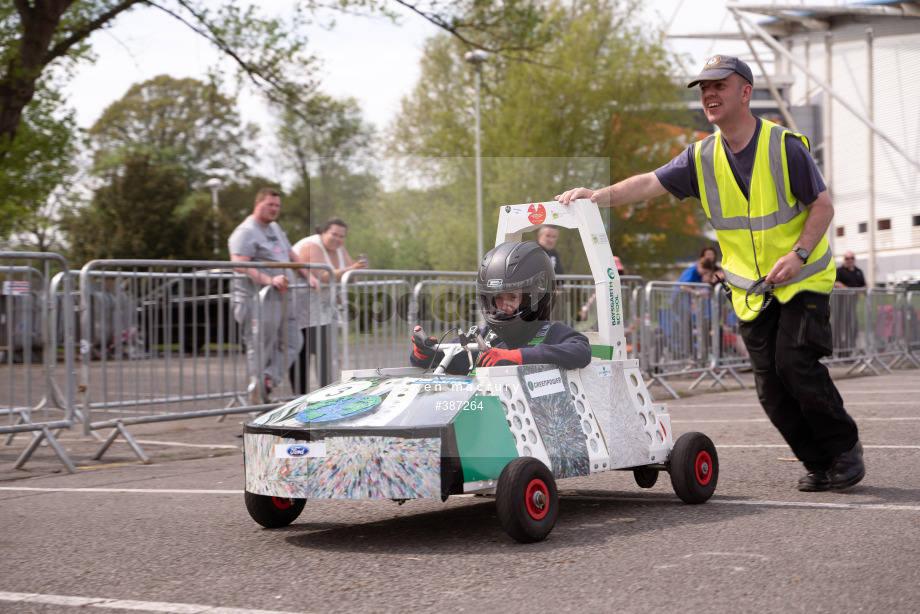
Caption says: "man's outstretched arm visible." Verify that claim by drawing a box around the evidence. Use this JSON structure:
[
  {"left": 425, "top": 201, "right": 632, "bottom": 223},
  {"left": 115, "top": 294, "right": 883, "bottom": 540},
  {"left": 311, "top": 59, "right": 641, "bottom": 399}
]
[{"left": 556, "top": 172, "right": 669, "bottom": 208}]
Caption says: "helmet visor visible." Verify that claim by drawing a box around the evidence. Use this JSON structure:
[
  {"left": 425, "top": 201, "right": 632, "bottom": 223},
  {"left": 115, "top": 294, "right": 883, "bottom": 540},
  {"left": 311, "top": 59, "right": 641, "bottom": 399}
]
[{"left": 477, "top": 271, "right": 547, "bottom": 319}]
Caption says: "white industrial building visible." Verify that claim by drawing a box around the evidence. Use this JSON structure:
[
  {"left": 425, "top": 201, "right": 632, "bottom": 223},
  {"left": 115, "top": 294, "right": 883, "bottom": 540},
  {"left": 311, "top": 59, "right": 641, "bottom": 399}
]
[{"left": 676, "top": 1, "right": 920, "bottom": 286}]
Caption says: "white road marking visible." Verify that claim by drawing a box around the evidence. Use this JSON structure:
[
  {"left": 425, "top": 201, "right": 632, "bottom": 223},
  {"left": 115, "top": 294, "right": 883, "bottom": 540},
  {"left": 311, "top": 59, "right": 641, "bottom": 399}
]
[
  {"left": 0, "top": 487, "right": 241, "bottom": 494},
  {"left": 672, "top": 416, "right": 769, "bottom": 420},
  {"left": 134, "top": 440, "right": 240, "bottom": 450},
  {"left": 673, "top": 404, "right": 920, "bottom": 410},
  {"left": 710, "top": 499, "right": 920, "bottom": 512},
  {"left": 564, "top": 495, "right": 920, "bottom": 512},
  {"left": 836, "top": 390, "right": 920, "bottom": 393},
  {"left": 66, "top": 438, "right": 241, "bottom": 450},
  {"left": 672, "top": 417, "right": 920, "bottom": 422},
  {"left": 3, "top": 487, "right": 919, "bottom": 512},
  {"left": 58, "top": 437, "right": 243, "bottom": 450},
  {"left": 714, "top": 444, "right": 920, "bottom": 449},
  {"left": 0, "top": 592, "right": 303, "bottom": 614}
]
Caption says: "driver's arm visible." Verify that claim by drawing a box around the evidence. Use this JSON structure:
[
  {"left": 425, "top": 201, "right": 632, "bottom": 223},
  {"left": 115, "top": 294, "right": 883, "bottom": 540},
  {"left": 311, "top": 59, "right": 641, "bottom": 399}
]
[
  {"left": 409, "top": 333, "right": 470, "bottom": 374},
  {"left": 519, "top": 326, "right": 591, "bottom": 370},
  {"left": 478, "top": 325, "right": 592, "bottom": 370}
]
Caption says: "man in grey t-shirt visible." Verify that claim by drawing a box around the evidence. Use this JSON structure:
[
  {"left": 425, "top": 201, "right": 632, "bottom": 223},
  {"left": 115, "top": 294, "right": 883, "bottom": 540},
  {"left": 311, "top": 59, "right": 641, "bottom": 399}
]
[{"left": 228, "top": 187, "right": 318, "bottom": 399}]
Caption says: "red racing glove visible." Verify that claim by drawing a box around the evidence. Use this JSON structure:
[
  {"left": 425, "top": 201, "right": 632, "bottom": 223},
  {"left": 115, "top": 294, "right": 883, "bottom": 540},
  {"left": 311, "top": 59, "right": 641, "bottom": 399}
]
[
  {"left": 476, "top": 347, "right": 522, "bottom": 368},
  {"left": 412, "top": 335, "right": 438, "bottom": 360}
]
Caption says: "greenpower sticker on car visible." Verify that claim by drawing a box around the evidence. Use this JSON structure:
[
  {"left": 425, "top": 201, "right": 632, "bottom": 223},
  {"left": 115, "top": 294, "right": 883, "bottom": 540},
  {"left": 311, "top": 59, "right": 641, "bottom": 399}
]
[{"left": 524, "top": 369, "right": 565, "bottom": 398}]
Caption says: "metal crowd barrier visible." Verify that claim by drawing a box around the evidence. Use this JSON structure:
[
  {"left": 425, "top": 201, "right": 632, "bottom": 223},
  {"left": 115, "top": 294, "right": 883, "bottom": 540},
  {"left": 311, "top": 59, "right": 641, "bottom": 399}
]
[
  {"left": 857, "top": 287, "right": 919, "bottom": 373},
  {"left": 77, "top": 260, "right": 312, "bottom": 462},
  {"left": 708, "top": 284, "right": 751, "bottom": 390},
  {"left": 250, "top": 263, "right": 336, "bottom": 404},
  {"left": 340, "top": 270, "right": 477, "bottom": 371},
  {"left": 640, "top": 284, "right": 920, "bottom": 399},
  {"left": 641, "top": 281, "right": 719, "bottom": 398},
  {"left": 907, "top": 291, "right": 920, "bottom": 366},
  {"left": 827, "top": 288, "right": 866, "bottom": 364},
  {"left": 569, "top": 274, "right": 645, "bottom": 360},
  {"left": 303, "top": 272, "right": 920, "bottom": 401},
  {"left": 337, "top": 271, "right": 646, "bottom": 372},
  {"left": 1, "top": 252, "right": 76, "bottom": 473},
  {"left": 5, "top": 253, "right": 919, "bottom": 471}
]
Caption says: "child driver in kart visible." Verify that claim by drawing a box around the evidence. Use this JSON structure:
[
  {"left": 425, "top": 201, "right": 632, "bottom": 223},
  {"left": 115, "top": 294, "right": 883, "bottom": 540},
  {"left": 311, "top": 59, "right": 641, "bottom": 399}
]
[{"left": 410, "top": 241, "right": 592, "bottom": 374}]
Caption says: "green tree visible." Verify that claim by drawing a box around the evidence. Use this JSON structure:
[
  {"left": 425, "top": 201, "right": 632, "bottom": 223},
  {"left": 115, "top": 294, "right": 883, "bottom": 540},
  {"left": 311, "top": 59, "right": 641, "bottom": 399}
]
[
  {"left": 0, "top": 0, "right": 548, "bottom": 165},
  {"left": 0, "top": 0, "right": 315, "bottom": 244},
  {"left": 0, "top": 78, "right": 80, "bottom": 247},
  {"left": 59, "top": 74, "right": 261, "bottom": 260},
  {"left": 61, "top": 152, "right": 191, "bottom": 262},
  {"left": 88, "top": 74, "right": 257, "bottom": 183},
  {"left": 1, "top": 0, "right": 552, "bottom": 246},
  {"left": 274, "top": 93, "right": 377, "bottom": 241},
  {"left": 0, "top": 0, "right": 318, "bottom": 165},
  {"left": 386, "top": 0, "right": 705, "bottom": 274}
]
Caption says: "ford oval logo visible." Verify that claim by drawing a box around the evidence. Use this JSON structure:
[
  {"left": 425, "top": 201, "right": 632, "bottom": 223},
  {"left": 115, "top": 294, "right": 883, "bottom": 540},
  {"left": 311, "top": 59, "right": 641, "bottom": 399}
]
[{"left": 287, "top": 445, "right": 309, "bottom": 457}]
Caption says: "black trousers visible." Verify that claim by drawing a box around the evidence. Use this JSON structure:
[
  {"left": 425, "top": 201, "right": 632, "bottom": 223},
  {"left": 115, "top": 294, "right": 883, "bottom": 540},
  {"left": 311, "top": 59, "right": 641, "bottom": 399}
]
[
  {"left": 739, "top": 292, "right": 859, "bottom": 471},
  {"left": 288, "top": 325, "right": 333, "bottom": 395}
]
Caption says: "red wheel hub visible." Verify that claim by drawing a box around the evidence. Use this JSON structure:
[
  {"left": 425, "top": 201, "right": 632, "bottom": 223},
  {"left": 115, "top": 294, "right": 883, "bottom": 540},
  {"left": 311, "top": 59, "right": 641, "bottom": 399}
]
[
  {"left": 695, "top": 451, "right": 713, "bottom": 486},
  {"left": 524, "top": 479, "right": 549, "bottom": 520},
  {"left": 271, "top": 496, "right": 293, "bottom": 510}
]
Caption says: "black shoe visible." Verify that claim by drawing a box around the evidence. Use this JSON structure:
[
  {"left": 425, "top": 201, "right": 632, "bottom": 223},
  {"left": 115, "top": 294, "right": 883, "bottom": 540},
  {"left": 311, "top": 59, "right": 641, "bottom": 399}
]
[
  {"left": 829, "top": 441, "right": 865, "bottom": 490},
  {"left": 797, "top": 470, "right": 830, "bottom": 492}
]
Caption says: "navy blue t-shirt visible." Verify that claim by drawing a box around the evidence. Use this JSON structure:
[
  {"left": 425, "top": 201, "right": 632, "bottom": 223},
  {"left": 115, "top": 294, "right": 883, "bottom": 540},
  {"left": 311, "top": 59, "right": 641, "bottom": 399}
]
[{"left": 654, "top": 118, "right": 826, "bottom": 205}]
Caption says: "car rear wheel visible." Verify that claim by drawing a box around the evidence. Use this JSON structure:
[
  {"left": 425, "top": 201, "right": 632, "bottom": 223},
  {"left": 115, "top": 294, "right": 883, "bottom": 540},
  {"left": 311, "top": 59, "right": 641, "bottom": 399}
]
[
  {"left": 668, "top": 432, "right": 718, "bottom": 504},
  {"left": 244, "top": 491, "right": 306, "bottom": 528},
  {"left": 496, "top": 457, "right": 558, "bottom": 543},
  {"left": 633, "top": 466, "right": 659, "bottom": 489}
]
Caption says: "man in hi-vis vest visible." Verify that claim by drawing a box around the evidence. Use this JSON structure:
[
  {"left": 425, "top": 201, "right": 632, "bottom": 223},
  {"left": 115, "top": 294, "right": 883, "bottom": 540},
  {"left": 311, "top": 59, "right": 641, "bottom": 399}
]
[{"left": 556, "top": 55, "right": 864, "bottom": 493}]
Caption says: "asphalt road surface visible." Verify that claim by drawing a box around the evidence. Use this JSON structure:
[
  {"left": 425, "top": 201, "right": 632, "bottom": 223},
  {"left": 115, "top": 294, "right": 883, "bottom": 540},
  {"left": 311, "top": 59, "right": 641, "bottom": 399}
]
[{"left": 1, "top": 369, "right": 918, "bottom": 613}]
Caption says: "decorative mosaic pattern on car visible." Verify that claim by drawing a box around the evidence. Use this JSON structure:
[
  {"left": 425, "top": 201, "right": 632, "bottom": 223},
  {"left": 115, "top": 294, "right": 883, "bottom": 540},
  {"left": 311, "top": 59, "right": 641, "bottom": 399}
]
[
  {"left": 250, "top": 376, "right": 478, "bottom": 428},
  {"left": 563, "top": 370, "right": 611, "bottom": 472},
  {"left": 519, "top": 364, "right": 590, "bottom": 479},
  {"left": 579, "top": 360, "right": 662, "bottom": 468},
  {"left": 245, "top": 433, "right": 441, "bottom": 499}
]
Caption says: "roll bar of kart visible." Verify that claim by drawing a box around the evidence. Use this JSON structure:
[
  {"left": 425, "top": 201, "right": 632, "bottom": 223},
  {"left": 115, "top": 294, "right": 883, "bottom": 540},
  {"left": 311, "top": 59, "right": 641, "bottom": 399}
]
[{"left": 493, "top": 199, "right": 627, "bottom": 360}]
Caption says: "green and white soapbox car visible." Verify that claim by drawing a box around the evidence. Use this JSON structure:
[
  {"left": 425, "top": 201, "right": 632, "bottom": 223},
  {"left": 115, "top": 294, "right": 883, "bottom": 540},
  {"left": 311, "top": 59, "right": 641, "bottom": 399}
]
[{"left": 243, "top": 200, "right": 718, "bottom": 543}]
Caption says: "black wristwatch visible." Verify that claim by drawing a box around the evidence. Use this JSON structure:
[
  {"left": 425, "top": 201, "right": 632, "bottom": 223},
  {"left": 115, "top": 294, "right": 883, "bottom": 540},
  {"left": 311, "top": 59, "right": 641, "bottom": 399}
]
[{"left": 792, "top": 247, "right": 809, "bottom": 263}]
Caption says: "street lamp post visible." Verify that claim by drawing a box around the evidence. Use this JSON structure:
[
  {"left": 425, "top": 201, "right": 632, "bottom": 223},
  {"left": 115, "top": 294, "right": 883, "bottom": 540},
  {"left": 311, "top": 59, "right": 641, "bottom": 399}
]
[
  {"left": 205, "top": 177, "right": 223, "bottom": 257},
  {"left": 464, "top": 49, "right": 488, "bottom": 264}
]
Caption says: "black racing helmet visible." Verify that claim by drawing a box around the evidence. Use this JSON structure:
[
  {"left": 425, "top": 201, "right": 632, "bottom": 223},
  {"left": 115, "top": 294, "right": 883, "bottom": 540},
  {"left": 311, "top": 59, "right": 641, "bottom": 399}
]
[{"left": 477, "top": 241, "right": 556, "bottom": 346}]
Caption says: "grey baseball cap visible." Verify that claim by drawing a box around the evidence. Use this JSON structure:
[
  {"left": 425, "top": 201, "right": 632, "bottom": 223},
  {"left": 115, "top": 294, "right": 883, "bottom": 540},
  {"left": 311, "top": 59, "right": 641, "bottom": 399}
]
[{"left": 687, "top": 55, "right": 754, "bottom": 88}]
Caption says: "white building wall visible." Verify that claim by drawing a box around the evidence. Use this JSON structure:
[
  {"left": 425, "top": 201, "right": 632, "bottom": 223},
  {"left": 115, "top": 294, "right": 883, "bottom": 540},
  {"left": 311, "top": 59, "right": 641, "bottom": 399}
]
[{"left": 782, "top": 20, "right": 920, "bottom": 284}]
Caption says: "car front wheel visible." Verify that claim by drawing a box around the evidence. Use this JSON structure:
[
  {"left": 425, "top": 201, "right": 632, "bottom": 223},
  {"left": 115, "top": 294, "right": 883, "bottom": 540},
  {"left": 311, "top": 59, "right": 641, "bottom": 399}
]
[{"left": 244, "top": 491, "right": 306, "bottom": 528}]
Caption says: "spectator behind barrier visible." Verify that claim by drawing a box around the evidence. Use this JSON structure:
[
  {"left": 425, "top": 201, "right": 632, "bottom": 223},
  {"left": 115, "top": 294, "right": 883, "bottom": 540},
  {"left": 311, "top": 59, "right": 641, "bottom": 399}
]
[
  {"left": 289, "top": 217, "right": 367, "bottom": 394},
  {"left": 228, "top": 187, "right": 319, "bottom": 399}
]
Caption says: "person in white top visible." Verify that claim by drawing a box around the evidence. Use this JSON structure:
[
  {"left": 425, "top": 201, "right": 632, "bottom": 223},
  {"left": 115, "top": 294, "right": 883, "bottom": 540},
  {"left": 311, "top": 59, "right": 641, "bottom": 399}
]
[{"left": 289, "top": 217, "right": 367, "bottom": 393}]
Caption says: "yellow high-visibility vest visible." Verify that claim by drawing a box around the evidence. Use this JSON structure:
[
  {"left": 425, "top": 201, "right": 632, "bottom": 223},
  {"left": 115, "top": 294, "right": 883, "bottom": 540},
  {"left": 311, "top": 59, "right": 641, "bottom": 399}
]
[{"left": 693, "top": 119, "right": 836, "bottom": 321}]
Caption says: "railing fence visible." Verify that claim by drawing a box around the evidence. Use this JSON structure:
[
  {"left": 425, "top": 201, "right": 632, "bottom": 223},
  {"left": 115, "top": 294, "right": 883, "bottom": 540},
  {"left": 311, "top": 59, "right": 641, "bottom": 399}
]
[
  {"left": 3, "top": 253, "right": 917, "bottom": 470},
  {"left": 1, "top": 252, "right": 76, "bottom": 472}
]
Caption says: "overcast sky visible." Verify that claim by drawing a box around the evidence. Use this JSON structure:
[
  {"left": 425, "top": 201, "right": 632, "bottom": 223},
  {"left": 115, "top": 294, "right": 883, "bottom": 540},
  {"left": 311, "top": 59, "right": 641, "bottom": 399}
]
[
  {"left": 62, "top": 0, "right": 759, "bottom": 132},
  {"left": 58, "top": 0, "right": 788, "bottom": 186}
]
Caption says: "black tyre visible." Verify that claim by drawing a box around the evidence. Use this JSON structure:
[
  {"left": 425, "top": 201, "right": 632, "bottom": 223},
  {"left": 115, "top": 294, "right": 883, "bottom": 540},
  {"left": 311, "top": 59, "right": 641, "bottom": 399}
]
[
  {"left": 633, "top": 466, "right": 659, "bottom": 489},
  {"left": 244, "top": 491, "right": 306, "bottom": 528},
  {"left": 668, "top": 432, "right": 718, "bottom": 504},
  {"left": 496, "top": 457, "right": 558, "bottom": 543}
]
